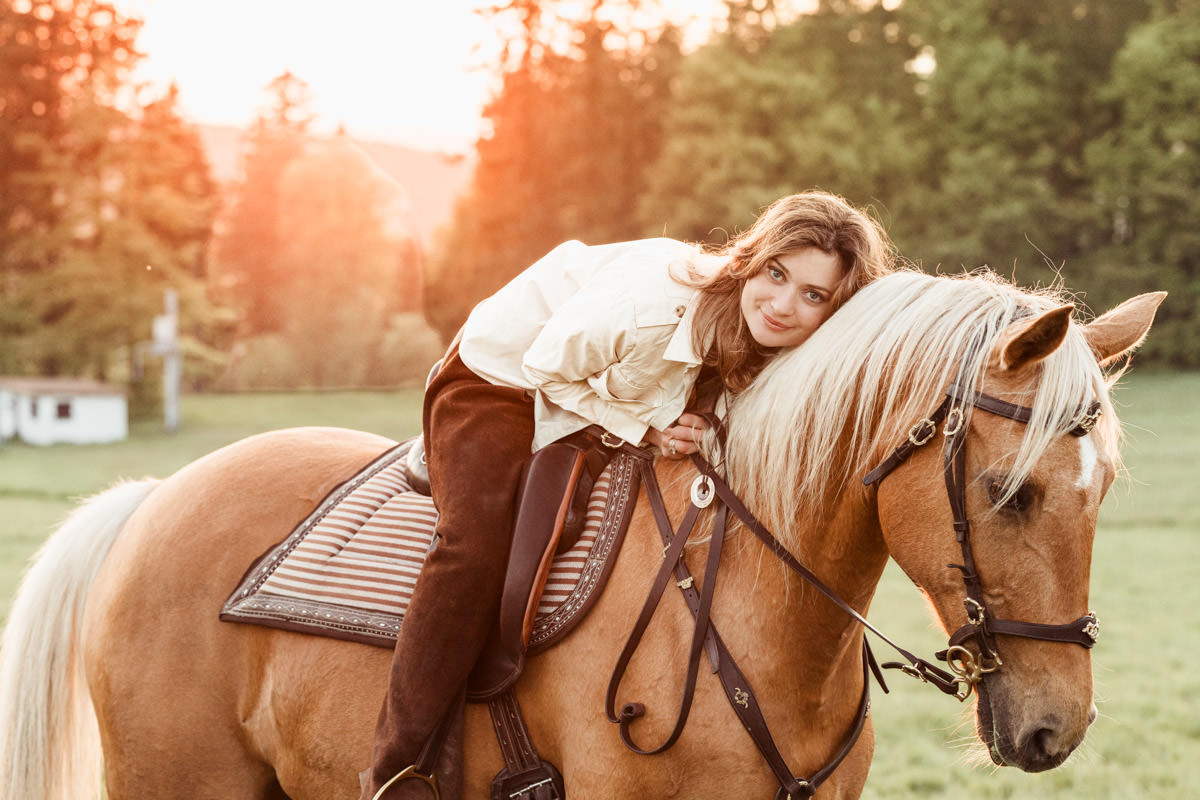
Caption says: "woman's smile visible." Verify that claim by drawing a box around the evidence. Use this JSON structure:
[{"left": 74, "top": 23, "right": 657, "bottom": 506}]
[{"left": 740, "top": 247, "right": 843, "bottom": 348}]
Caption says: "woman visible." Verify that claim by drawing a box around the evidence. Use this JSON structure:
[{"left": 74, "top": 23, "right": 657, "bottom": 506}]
[{"left": 362, "top": 191, "right": 895, "bottom": 799}]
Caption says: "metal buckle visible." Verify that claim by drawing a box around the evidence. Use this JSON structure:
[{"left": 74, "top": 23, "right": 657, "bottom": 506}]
[
  {"left": 600, "top": 432, "right": 625, "bottom": 449},
  {"left": 943, "top": 407, "right": 965, "bottom": 437},
  {"left": 907, "top": 418, "right": 937, "bottom": 446},
  {"left": 963, "top": 597, "right": 987, "bottom": 625},
  {"left": 1082, "top": 614, "right": 1101, "bottom": 643}
]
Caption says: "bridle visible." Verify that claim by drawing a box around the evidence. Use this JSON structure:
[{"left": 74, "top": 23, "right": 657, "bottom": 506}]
[
  {"left": 606, "top": 369, "right": 1105, "bottom": 798},
  {"left": 862, "top": 381, "right": 1103, "bottom": 697}
]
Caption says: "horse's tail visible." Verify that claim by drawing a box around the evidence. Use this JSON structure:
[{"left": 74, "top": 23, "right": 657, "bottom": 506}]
[{"left": 0, "top": 479, "right": 159, "bottom": 800}]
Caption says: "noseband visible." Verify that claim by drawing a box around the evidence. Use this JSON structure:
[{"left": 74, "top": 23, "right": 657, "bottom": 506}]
[{"left": 863, "top": 382, "right": 1103, "bottom": 698}]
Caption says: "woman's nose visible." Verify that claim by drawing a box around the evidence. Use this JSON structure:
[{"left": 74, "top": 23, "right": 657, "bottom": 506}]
[{"left": 769, "top": 292, "right": 798, "bottom": 318}]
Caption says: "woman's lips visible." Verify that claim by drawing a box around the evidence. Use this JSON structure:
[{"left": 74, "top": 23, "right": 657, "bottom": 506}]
[{"left": 761, "top": 310, "right": 789, "bottom": 331}]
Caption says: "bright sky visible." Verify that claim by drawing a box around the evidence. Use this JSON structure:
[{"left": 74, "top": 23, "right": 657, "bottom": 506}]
[{"left": 115, "top": 0, "right": 735, "bottom": 154}]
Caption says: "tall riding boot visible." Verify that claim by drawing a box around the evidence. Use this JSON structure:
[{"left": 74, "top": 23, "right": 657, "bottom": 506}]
[{"left": 361, "top": 352, "right": 535, "bottom": 800}]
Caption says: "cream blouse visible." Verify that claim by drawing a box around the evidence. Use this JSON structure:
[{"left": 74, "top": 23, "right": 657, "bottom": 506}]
[{"left": 458, "top": 238, "right": 722, "bottom": 451}]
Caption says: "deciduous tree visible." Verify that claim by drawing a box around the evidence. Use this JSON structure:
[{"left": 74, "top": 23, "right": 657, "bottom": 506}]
[
  {"left": 1083, "top": 2, "right": 1200, "bottom": 364},
  {"left": 639, "top": 0, "right": 921, "bottom": 245},
  {"left": 424, "top": 0, "right": 682, "bottom": 340},
  {"left": 0, "top": 0, "right": 220, "bottom": 381}
]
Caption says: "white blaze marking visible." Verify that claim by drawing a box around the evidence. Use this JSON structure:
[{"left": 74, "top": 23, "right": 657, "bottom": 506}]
[{"left": 1075, "top": 435, "right": 1099, "bottom": 490}]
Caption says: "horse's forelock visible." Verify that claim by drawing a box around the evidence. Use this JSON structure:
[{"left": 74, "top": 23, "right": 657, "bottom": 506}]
[{"left": 719, "top": 270, "right": 1122, "bottom": 543}]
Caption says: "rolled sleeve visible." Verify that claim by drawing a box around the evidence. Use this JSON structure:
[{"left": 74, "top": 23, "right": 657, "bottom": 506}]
[{"left": 522, "top": 286, "right": 654, "bottom": 445}]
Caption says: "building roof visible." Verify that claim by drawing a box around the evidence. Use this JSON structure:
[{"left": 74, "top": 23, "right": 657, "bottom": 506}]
[{"left": 0, "top": 377, "right": 126, "bottom": 396}]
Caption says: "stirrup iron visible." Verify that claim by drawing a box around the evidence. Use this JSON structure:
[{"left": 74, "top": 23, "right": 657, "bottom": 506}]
[{"left": 371, "top": 764, "right": 440, "bottom": 800}]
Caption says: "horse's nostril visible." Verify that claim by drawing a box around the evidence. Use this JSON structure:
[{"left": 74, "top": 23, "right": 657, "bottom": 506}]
[
  {"left": 1088, "top": 703, "right": 1098, "bottom": 725},
  {"left": 1019, "top": 722, "right": 1073, "bottom": 772},
  {"left": 1030, "top": 728, "right": 1055, "bottom": 759}
]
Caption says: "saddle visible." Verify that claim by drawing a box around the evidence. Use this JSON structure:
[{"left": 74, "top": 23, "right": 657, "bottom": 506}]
[
  {"left": 401, "top": 424, "right": 640, "bottom": 800},
  {"left": 406, "top": 426, "right": 619, "bottom": 697}
]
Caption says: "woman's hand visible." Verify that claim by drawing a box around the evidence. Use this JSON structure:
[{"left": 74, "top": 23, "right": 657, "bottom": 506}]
[{"left": 646, "top": 412, "right": 711, "bottom": 458}]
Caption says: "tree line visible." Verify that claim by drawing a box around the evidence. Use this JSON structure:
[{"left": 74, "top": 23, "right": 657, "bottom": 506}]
[
  {"left": 1, "top": 0, "right": 1195, "bottom": 399},
  {"left": 435, "top": 0, "right": 1195, "bottom": 365}
]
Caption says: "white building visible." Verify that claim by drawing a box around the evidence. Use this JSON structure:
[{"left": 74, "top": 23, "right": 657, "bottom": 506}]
[{"left": 0, "top": 377, "right": 128, "bottom": 446}]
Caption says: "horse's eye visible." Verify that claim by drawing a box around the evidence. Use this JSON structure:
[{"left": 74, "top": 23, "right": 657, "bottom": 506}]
[{"left": 987, "top": 478, "right": 1033, "bottom": 512}]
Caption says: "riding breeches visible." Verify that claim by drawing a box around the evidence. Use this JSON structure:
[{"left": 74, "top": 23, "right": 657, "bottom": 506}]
[{"left": 362, "top": 349, "right": 535, "bottom": 799}]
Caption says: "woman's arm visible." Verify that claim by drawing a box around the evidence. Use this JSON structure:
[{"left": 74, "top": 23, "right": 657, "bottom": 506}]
[{"left": 521, "top": 284, "right": 655, "bottom": 445}]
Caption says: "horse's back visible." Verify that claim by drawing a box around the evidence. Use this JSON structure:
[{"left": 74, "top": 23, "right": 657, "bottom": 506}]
[{"left": 83, "top": 426, "right": 396, "bottom": 799}]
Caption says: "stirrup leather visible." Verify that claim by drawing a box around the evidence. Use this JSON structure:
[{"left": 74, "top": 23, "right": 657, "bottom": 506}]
[{"left": 371, "top": 764, "right": 440, "bottom": 800}]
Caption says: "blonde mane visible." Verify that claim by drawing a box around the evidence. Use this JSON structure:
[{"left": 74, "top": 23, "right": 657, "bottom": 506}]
[{"left": 720, "top": 269, "right": 1121, "bottom": 544}]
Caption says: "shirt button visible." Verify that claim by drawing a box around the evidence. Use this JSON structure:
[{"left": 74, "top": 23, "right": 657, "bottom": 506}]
[{"left": 674, "top": 305, "right": 686, "bottom": 318}]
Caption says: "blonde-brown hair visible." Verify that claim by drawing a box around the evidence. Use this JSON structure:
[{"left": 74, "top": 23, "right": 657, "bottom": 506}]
[{"left": 688, "top": 191, "right": 896, "bottom": 392}]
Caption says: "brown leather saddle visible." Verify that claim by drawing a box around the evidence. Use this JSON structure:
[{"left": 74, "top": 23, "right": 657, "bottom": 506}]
[{"left": 400, "top": 423, "right": 641, "bottom": 800}]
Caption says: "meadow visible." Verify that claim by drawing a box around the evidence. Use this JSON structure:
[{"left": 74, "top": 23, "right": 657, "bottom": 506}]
[{"left": 0, "top": 373, "right": 1195, "bottom": 798}]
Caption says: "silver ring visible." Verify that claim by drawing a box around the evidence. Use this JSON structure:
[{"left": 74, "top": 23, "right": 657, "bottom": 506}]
[{"left": 668, "top": 438, "right": 676, "bottom": 456}]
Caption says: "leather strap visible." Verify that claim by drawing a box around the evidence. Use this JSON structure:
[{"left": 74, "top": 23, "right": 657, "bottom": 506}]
[
  {"left": 862, "top": 374, "right": 1104, "bottom": 690},
  {"left": 938, "top": 379, "right": 1102, "bottom": 667},
  {"left": 487, "top": 692, "right": 565, "bottom": 800},
  {"left": 604, "top": 471, "right": 717, "bottom": 754},
  {"left": 861, "top": 400, "right": 950, "bottom": 486},
  {"left": 689, "top": 456, "right": 962, "bottom": 697},
  {"left": 945, "top": 615, "right": 1100, "bottom": 651},
  {"left": 946, "top": 385, "right": 1103, "bottom": 438}
]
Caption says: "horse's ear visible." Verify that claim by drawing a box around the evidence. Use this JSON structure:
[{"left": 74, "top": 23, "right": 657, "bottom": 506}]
[
  {"left": 1083, "top": 291, "right": 1167, "bottom": 365},
  {"left": 993, "top": 305, "right": 1073, "bottom": 372}
]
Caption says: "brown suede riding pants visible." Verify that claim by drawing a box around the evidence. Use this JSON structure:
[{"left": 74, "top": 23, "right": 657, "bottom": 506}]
[{"left": 362, "top": 350, "right": 535, "bottom": 799}]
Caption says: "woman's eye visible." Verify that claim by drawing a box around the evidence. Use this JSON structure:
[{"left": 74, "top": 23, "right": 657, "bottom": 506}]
[
  {"left": 767, "top": 267, "right": 784, "bottom": 281},
  {"left": 805, "top": 290, "right": 824, "bottom": 303}
]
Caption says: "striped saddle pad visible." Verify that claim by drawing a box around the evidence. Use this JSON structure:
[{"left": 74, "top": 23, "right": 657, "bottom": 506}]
[{"left": 221, "top": 438, "right": 641, "bottom": 651}]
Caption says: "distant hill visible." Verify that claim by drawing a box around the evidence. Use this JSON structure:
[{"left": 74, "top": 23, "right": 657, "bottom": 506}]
[{"left": 196, "top": 124, "right": 473, "bottom": 247}]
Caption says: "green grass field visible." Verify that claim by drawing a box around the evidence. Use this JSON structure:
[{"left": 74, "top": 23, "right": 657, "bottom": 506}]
[{"left": 0, "top": 374, "right": 1195, "bottom": 798}]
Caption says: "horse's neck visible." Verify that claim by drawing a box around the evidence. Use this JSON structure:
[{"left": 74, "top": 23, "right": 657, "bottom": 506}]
[{"left": 696, "top": 479, "right": 889, "bottom": 715}]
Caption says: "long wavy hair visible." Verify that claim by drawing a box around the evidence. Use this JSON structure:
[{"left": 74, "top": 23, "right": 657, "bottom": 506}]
[{"left": 683, "top": 191, "right": 896, "bottom": 393}]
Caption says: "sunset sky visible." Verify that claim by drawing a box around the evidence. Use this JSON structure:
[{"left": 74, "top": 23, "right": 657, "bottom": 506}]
[{"left": 115, "top": 0, "right": 736, "bottom": 154}]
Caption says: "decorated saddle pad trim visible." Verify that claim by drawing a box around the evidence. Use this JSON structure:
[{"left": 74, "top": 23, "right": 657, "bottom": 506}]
[
  {"left": 221, "top": 438, "right": 640, "bottom": 650},
  {"left": 220, "top": 441, "right": 416, "bottom": 642}
]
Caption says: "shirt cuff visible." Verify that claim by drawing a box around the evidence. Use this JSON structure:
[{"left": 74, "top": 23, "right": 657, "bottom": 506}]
[{"left": 593, "top": 404, "right": 649, "bottom": 446}]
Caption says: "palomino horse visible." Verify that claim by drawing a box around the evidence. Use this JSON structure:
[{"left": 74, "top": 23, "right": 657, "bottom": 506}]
[{"left": 0, "top": 270, "right": 1163, "bottom": 800}]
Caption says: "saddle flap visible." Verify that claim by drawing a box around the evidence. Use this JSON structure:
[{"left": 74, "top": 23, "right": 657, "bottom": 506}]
[{"left": 468, "top": 441, "right": 596, "bottom": 700}]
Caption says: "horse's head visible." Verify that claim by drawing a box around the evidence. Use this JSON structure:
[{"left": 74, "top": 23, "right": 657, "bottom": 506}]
[
  {"left": 874, "top": 290, "right": 1164, "bottom": 771},
  {"left": 724, "top": 272, "right": 1163, "bottom": 774}
]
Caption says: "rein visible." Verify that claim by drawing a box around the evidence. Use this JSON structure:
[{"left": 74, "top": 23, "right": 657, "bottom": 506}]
[
  {"left": 605, "top": 380, "right": 1104, "bottom": 798},
  {"left": 604, "top": 449, "right": 888, "bottom": 799}
]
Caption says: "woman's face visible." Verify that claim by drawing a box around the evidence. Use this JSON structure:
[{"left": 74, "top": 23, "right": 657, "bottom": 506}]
[{"left": 739, "top": 247, "right": 843, "bottom": 348}]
